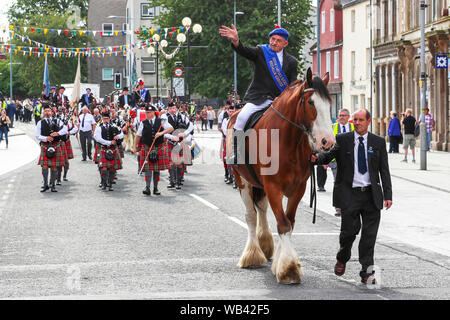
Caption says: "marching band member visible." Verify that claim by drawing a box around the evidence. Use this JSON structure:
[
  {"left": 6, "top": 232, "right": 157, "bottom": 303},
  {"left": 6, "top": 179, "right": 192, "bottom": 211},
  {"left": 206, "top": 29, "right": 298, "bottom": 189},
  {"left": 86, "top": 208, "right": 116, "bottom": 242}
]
[
  {"left": 133, "top": 105, "right": 173, "bottom": 196},
  {"left": 165, "top": 102, "right": 194, "bottom": 190},
  {"left": 35, "top": 103, "right": 68, "bottom": 192},
  {"left": 221, "top": 104, "right": 239, "bottom": 189},
  {"left": 110, "top": 108, "right": 126, "bottom": 159},
  {"left": 93, "top": 112, "right": 124, "bottom": 191},
  {"left": 60, "top": 108, "right": 78, "bottom": 182}
]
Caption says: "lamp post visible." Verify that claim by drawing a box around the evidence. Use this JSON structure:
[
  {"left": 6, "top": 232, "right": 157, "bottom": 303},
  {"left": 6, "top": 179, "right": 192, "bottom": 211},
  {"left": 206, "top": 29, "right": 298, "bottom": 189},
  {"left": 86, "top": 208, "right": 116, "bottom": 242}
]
[
  {"left": 182, "top": 17, "right": 202, "bottom": 103},
  {"left": 9, "top": 32, "right": 12, "bottom": 101},
  {"left": 419, "top": 0, "right": 428, "bottom": 170},
  {"left": 233, "top": 1, "right": 244, "bottom": 92}
]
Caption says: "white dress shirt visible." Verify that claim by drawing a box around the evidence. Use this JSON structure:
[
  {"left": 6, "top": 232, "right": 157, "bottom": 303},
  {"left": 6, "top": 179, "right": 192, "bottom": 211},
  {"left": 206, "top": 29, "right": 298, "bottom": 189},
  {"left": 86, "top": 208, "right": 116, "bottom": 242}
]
[
  {"left": 276, "top": 49, "right": 283, "bottom": 67},
  {"left": 340, "top": 123, "right": 351, "bottom": 133},
  {"left": 93, "top": 123, "right": 124, "bottom": 146},
  {"left": 35, "top": 118, "right": 68, "bottom": 143},
  {"left": 353, "top": 132, "right": 371, "bottom": 188},
  {"left": 221, "top": 117, "right": 231, "bottom": 136},
  {"left": 164, "top": 112, "right": 194, "bottom": 142},
  {"left": 78, "top": 113, "right": 96, "bottom": 132}
]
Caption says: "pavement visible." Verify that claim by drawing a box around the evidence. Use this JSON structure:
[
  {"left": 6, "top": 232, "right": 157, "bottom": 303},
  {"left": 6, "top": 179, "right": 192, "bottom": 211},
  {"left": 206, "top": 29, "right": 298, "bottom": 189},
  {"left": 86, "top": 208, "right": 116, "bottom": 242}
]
[{"left": 0, "top": 121, "right": 450, "bottom": 300}]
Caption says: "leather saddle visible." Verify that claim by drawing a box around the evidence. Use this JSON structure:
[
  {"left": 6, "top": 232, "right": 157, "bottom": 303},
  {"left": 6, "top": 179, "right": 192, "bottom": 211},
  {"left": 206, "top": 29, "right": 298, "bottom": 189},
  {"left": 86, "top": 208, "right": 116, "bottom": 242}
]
[{"left": 243, "top": 105, "right": 271, "bottom": 131}]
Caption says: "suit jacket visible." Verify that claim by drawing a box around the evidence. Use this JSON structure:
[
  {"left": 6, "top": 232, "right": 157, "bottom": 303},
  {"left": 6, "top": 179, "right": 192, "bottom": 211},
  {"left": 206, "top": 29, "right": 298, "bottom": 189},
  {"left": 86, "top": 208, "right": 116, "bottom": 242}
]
[
  {"left": 80, "top": 93, "right": 95, "bottom": 107},
  {"left": 316, "top": 131, "right": 392, "bottom": 211},
  {"left": 134, "top": 89, "right": 151, "bottom": 104},
  {"left": 232, "top": 41, "right": 298, "bottom": 105},
  {"left": 118, "top": 94, "right": 135, "bottom": 108}
]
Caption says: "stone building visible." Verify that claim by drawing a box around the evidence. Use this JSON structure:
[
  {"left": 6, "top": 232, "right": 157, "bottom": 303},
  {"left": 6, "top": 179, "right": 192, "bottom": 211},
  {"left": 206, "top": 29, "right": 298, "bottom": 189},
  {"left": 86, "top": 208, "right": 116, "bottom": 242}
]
[{"left": 373, "top": 0, "right": 449, "bottom": 151}]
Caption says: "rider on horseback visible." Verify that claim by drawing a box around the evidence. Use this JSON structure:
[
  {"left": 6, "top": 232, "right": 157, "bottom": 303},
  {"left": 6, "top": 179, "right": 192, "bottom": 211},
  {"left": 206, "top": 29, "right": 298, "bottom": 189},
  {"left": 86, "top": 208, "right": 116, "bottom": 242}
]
[{"left": 219, "top": 24, "right": 299, "bottom": 164}]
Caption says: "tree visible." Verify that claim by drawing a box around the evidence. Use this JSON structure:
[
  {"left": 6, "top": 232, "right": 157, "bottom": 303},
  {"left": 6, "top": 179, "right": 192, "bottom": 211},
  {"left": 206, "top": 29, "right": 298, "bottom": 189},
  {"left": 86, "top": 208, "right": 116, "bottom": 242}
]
[
  {"left": 8, "top": 0, "right": 89, "bottom": 22},
  {"left": 7, "top": 1, "right": 91, "bottom": 98},
  {"left": 148, "top": 0, "right": 313, "bottom": 101}
]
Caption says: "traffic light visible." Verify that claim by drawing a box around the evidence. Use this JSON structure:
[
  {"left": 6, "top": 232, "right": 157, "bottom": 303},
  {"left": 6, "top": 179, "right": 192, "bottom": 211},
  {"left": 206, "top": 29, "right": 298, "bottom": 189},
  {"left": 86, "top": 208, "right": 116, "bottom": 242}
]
[{"left": 114, "top": 73, "right": 122, "bottom": 89}]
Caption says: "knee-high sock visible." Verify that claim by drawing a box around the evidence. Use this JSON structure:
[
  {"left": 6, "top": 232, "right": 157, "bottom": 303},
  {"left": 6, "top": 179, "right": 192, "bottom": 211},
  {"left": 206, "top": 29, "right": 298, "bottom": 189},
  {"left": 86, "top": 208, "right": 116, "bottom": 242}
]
[
  {"left": 63, "top": 164, "right": 69, "bottom": 178},
  {"left": 169, "top": 166, "right": 175, "bottom": 185},
  {"left": 176, "top": 167, "right": 183, "bottom": 184},
  {"left": 50, "top": 170, "right": 57, "bottom": 186},
  {"left": 56, "top": 167, "right": 62, "bottom": 181},
  {"left": 101, "top": 170, "right": 108, "bottom": 185},
  {"left": 42, "top": 168, "right": 49, "bottom": 186},
  {"left": 145, "top": 172, "right": 152, "bottom": 188},
  {"left": 153, "top": 171, "right": 159, "bottom": 189}
]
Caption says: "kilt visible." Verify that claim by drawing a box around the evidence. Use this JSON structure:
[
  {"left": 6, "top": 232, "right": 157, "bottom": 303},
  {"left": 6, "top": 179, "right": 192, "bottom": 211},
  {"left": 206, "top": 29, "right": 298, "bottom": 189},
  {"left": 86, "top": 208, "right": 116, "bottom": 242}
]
[
  {"left": 64, "top": 139, "right": 74, "bottom": 160},
  {"left": 139, "top": 143, "right": 170, "bottom": 172},
  {"left": 98, "top": 145, "right": 122, "bottom": 171},
  {"left": 37, "top": 142, "right": 64, "bottom": 170},
  {"left": 60, "top": 141, "right": 69, "bottom": 166},
  {"left": 93, "top": 142, "right": 101, "bottom": 164}
]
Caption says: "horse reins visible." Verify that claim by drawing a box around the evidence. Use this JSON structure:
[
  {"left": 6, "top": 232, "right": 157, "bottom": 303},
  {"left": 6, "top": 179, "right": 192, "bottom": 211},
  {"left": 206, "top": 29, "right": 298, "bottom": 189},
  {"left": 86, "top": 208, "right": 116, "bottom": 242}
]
[{"left": 270, "top": 87, "right": 318, "bottom": 224}]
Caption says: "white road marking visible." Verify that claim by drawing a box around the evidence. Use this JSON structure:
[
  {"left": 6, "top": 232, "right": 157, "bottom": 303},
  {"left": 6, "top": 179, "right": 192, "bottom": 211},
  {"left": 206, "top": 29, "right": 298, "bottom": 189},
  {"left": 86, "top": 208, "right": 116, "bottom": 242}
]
[
  {"left": 7, "top": 183, "right": 13, "bottom": 188},
  {"left": 1, "top": 195, "right": 8, "bottom": 201},
  {"left": 272, "top": 232, "right": 340, "bottom": 236},
  {"left": 228, "top": 216, "right": 248, "bottom": 230},
  {"left": 4, "top": 189, "right": 10, "bottom": 194},
  {"left": 189, "top": 194, "right": 219, "bottom": 210}
]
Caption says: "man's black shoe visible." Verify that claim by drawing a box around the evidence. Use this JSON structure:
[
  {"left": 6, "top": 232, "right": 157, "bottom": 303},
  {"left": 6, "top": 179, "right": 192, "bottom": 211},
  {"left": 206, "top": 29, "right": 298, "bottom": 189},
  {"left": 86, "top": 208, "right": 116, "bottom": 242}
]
[
  {"left": 167, "top": 184, "right": 175, "bottom": 189},
  {"left": 81, "top": 158, "right": 87, "bottom": 161},
  {"left": 51, "top": 186, "right": 57, "bottom": 192},
  {"left": 88, "top": 155, "right": 92, "bottom": 160},
  {"left": 40, "top": 186, "right": 49, "bottom": 192},
  {"left": 143, "top": 187, "right": 151, "bottom": 195},
  {"left": 102, "top": 184, "right": 107, "bottom": 190},
  {"left": 317, "top": 187, "right": 326, "bottom": 192},
  {"left": 56, "top": 181, "right": 61, "bottom": 186},
  {"left": 63, "top": 177, "right": 68, "bottom": 181},
  {"left": 176, "top": 184, "right": 181, "bottom": 190},
  {"left": 153, "top": 189, "right": 161, "bottom": 196}
]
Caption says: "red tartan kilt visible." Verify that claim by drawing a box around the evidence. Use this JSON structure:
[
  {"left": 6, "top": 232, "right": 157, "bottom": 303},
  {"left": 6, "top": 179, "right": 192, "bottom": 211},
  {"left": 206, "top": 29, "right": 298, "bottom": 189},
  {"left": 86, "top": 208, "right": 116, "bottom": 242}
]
[
  {"left": 98, "top": 146, "right": 122, "bottom": 171},
  {"left": 38, "top": 142, "right": 64, "bottom": 169},
  {"left": 166, "top": 140, "right": 192, "bottom": 166},
  {"left": 221, "top": 137, "right": 226, "bottom": 161},
  {"left": 59, "top": 140, "right": 69, "bottom": 166},
  {"left": 93, "top": 143, "right": 101, "bottom": 163},
  {"left": 137, "top": 142, "right": 145, "bottom": 152},
  {"left": 64, "top": 139, "right": 74, "bottom": 159},
  {"left": 139, "top": 143, "right": 170, "bottom": 172}
]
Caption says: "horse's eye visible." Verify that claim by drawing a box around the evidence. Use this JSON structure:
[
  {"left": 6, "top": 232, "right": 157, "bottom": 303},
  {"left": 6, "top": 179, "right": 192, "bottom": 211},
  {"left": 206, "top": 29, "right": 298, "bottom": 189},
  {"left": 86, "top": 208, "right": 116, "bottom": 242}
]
[{"left": 308, "top": 100, "right": 314, "bottom": 106}]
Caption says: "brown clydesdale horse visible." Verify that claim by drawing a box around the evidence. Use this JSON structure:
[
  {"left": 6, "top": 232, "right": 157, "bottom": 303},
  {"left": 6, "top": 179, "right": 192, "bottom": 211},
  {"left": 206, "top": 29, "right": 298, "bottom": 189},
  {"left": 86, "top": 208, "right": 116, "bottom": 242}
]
[{"left": 226, "top": 69, "right": 335, "bottom": 284}]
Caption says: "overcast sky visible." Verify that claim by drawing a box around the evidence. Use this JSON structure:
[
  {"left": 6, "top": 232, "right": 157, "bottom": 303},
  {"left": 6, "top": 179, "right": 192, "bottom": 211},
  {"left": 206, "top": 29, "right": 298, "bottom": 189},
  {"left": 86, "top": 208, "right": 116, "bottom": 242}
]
[{"left": 0, "top": 0, "right": 15, "bottom": 25}]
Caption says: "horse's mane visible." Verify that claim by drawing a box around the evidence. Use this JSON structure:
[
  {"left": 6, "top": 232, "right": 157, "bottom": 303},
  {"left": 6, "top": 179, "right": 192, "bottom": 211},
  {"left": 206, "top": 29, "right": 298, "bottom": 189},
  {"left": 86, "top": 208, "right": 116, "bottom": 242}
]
[{"left": 312, "top": 76, "right": 332, "bottom": 102}]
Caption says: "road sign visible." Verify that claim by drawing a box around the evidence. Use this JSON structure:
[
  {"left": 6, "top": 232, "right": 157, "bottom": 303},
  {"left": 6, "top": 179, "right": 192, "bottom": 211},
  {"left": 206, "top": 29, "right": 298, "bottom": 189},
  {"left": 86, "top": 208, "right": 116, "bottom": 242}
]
[
  {"left": 174, "top": 67, "right": 183, "bottom": 77},
  {"left": 173, "top": 77, "right": 185, "bottom": 97},
  {"left": 435, "top": 54, "right": 448, "bottom": 69}
]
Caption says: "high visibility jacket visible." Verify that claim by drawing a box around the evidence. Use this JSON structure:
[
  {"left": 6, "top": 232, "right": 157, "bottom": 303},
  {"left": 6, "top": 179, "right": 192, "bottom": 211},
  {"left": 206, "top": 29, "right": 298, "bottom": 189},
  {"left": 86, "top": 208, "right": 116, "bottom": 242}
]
[
  {"left": 332, "top": 122, "right": 354, "bottom": 136},
  {"left": 35, "top": 104, "right": 42, "bottom": 116}
]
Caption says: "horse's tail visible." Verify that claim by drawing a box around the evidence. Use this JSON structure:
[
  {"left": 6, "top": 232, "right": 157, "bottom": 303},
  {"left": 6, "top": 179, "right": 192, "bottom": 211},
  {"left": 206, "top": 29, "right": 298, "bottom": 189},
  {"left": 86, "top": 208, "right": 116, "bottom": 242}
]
[{"left": 252, "top": 186, "right": 266, "bottom": 211}]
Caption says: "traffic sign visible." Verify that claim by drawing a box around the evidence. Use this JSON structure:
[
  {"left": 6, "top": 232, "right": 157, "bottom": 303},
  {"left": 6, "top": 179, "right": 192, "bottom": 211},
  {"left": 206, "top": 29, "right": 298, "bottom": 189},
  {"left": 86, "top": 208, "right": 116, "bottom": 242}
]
[
  {"left": 173, "top": 78, "right": 185, "bottom": 96},
  {"left": 174, "top": 67, "right": 183, "bottom": 77}
]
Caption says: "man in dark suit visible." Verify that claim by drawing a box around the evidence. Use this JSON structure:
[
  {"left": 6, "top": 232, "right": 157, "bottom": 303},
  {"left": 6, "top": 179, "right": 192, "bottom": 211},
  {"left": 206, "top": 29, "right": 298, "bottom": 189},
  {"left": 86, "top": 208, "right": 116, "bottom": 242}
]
[
  {"left": 219, "top": 24, "right": 298, "bottom": 163},
  {"left": 80, "top": 88, "right": 95, "bottom": 107},
  {"left": 311, "top": 109, "right": 392, "bottom": 284},
  {"left": 133, "top": 79, "right": 152, "bottom": 105},
  {"left": 118, "top": 87, "right": 134, "bottom": 108}
]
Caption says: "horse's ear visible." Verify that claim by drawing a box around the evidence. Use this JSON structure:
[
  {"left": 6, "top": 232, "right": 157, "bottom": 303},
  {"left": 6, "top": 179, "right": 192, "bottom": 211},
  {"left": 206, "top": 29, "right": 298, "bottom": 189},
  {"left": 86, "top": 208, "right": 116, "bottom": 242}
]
[
  {"left": 323, "top": 72, "right": 330, "bottom": 86},
  {"left": 306, "top": 68, "right": 313, "bottom": 88}
]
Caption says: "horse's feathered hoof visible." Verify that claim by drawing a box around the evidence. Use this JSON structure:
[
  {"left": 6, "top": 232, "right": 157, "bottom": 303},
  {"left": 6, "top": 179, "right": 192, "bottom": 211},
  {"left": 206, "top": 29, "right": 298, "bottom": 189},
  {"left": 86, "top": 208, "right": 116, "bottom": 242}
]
[
  {"left": 237, "top": 242, "right": 267, "bottom": 268},
  {"left": 276, "top": 261, "right": 302, "bottom": 284}
]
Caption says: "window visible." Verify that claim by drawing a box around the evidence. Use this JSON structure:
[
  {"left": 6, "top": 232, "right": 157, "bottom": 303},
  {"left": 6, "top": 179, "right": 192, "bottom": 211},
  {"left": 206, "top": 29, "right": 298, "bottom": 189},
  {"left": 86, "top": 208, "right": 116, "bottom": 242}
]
[
  {"left": 141, "top": 3, "right": 155, "bottom": 18},
  {"left": 330, "top": 9, "right": 334, "bottom": 32},
  {"left": 321, "top": 11, "right": 326, "bottom": 33},
  {"left": 102, "top": 68, "right": 114, "bottom": 81},
  {"left": 102, "top": 23, "right": 113, "bottom": 36},
  {"left": 351, "top": 95, "right": 358, "bottom": 111},
  {"left": 351, "top": 51, "right": 356, "bottom": 81},
  {"left": 351, "top": 10, "right": 356, "bottom": 32},
  {"left": 360, "top": 94, "right": 366, "bottom": 109},
  {"left": 326, "top": 51, "right": 331, "bottom": 74},
  {"left": 123, "top": 23, "right": 127, "bottom": 32},
  {"left": 141, "top": 58, "right": 156, "bottom": 73},
  {"left": 334, "top": 51, "right": 339, "bottom": 79}
]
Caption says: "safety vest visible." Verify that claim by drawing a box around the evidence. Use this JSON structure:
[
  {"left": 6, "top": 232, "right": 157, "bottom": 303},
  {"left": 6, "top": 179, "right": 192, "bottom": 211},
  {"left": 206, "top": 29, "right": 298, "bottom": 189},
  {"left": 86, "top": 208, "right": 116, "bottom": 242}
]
[
  {"left": 35, "top": 104, "right": 42, "bottom": 116},
  {"left": 332, "top": 122, "right": 354, "bottom": 136}
]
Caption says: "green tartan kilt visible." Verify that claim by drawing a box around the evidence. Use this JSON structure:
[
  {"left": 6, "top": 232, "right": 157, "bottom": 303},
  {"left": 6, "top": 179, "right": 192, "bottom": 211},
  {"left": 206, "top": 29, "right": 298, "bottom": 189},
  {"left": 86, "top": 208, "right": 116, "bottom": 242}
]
[
  {"left": 139, "top": 143, "right": 170, "bottom": 172},
  {"left": 38, "top": 142, "right": 64, "bottom": 169}
]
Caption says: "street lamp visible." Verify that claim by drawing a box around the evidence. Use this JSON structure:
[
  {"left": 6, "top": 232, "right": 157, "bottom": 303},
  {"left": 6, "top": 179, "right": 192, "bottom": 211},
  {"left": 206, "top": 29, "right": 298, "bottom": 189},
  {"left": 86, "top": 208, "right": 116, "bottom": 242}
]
[
  {"left": 233, "top": 1, "right": 244, "bottom": 92},
  {"left": 182, "top": 17, "right": 202, "bottom": 102}
]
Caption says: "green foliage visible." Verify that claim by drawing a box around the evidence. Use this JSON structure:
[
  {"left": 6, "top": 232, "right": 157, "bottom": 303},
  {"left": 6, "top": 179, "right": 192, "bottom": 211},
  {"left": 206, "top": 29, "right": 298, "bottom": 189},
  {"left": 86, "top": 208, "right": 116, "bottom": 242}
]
[
  {"left": 147, "top": 0, "right": 313, "bottom": 100},
  {"left": 6, "top": 1, "right": 91, "bottom": 98},
  {"left": 8, "top": 0, "right": 89, "bottom": 22}
]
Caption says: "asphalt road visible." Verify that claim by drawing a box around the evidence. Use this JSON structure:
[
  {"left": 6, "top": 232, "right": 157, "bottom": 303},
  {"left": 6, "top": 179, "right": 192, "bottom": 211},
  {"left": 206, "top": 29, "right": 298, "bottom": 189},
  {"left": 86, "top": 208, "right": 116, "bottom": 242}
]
[{"left": 1, "top": 122, "right": 450, "bottom": 300}]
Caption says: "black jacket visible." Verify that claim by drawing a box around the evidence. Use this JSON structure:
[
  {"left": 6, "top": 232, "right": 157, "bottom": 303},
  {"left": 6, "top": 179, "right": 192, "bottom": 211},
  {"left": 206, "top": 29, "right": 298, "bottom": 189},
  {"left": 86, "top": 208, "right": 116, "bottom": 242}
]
[
  {"left": 316, "top": 131, "right": 392, "bottom": 211},
  {"left": 80, "top": 93, "right": 95, "bottom": 107},
  {"left": 118, "top": 94, "right": 135, "bottom": 108},
  {"left": 232, "top": 41, "right": 298, "bottom": 105}
]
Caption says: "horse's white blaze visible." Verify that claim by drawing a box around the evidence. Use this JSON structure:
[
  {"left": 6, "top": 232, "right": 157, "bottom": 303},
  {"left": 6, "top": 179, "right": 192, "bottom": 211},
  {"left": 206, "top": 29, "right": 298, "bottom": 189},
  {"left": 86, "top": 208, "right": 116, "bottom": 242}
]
[
  {"left": 237, "top": 180, "right": 267, "bottom": 268},
  {"left": 272, "top": 232, "right": 303, "bottom": 283},
  {"left": 311, "top": 92, "right": 335, "bottom": 151}
]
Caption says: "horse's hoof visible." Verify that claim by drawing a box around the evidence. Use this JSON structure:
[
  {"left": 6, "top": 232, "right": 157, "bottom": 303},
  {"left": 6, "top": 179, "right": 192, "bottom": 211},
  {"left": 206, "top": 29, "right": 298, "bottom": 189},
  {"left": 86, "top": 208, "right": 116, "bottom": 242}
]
[
  {"left": 237, "top": 243, "right": 267, "bottom": 268},
  {"left": 276, "top": 262, "right": 302, "bottom": 284}
]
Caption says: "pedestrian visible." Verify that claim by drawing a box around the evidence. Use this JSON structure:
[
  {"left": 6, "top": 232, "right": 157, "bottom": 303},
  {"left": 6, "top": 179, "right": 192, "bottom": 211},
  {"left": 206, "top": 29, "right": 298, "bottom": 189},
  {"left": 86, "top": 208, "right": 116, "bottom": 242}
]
[
  {"left": 207, "top": 106, "right": 216, "bottom": 130},
  {"left": 311, "top": 109, "right": 392, "bottom": 284},
  {"left": 0, "top": 109, "right": 11, "bottom": 149},
  {"left": 200, "top": 107, "right": 208, "bottom": 131},
  {"left": 6, "top": 101, "right": 16, "bottom": 129},
  {"left": 401, "top": 108, "right": 416, "bottom": 163},
  {"left": 219, "top": 24, "right": 298, "bottom": 163},
  {"left": 418, "top": 107, "right": 435, "bottom": 151},
  {"left": 78, "top": 106, "right": 96, "bottom": 161},
  {"left": 388, "top": 110, "right": 401, "bottom": 153}
]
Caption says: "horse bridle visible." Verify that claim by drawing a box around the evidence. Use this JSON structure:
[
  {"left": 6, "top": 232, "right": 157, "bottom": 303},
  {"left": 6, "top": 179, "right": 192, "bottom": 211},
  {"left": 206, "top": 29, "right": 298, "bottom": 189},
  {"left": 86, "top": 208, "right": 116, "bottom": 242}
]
[{"left": 270, "top": 87, "right": 316, "bottom": 141}]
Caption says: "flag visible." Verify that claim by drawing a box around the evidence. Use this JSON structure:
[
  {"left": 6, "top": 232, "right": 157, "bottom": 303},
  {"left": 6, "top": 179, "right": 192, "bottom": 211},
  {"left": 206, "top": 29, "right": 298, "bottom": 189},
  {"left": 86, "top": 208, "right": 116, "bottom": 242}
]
[
  {"left": 71, "top": 55, "right": 81, "bottom": 104},
  {"left": 131, "top": 53, "right": 137, "bottom": 89},
  {"left": 42, "top": 55, "right": 50, "bottom": 96}
]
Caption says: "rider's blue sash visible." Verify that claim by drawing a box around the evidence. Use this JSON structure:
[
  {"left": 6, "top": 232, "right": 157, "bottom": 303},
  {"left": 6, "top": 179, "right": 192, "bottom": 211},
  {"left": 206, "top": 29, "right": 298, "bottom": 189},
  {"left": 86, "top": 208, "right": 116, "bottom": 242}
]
[{"left": 261, "top": 44, "right": 289, "bottom": 93}]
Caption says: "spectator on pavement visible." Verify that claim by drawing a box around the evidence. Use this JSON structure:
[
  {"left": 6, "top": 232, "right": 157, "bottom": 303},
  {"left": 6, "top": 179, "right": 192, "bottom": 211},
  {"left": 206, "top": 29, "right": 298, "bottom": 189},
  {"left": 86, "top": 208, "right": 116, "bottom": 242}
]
[
  {"left": 0, "top": 109, "right": 11, "bottom": 149},
  {"left": 207, "top": 106, "right": 216, "bottom": 130},
  {"left": 401, "top": 108, "right": 416, "bottom": 163},
  {"left": 200, "top": 106, "right": 208, "bottom": 131},
  {"left": 6, "top": 101, "right": 16, "bottom": 129},
  {"left": 418, "top": 107, "right": 435, "bottom": 151},
  {"left": 388, "top": 111, "right": 401, "bottom": 153}
]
